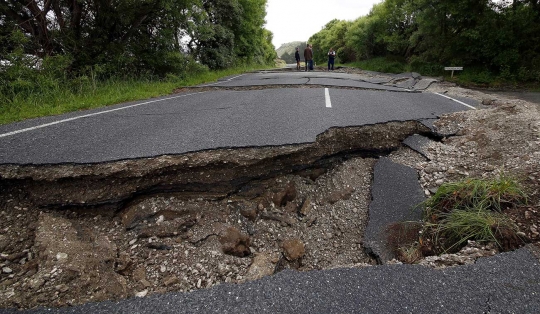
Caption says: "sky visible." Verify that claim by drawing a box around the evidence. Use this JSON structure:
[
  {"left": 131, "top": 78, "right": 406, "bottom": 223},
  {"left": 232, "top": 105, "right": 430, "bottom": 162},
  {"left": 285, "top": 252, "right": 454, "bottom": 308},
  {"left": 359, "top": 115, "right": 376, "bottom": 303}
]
[{"left": 265, "top": 0, "right": 384, "bottom": 49}]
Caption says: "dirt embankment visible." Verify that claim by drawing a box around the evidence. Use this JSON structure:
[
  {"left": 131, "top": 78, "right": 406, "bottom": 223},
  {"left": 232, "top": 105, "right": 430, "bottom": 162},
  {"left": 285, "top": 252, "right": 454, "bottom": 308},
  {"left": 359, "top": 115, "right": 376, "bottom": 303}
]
[{"left": 1, "top": 82, "right": 539, "bottom": 310}]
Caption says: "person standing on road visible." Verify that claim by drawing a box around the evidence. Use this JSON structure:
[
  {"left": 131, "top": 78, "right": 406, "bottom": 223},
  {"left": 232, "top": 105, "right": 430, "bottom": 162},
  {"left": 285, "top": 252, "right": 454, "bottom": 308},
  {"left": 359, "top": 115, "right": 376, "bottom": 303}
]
[
  {"left": 328, "top": 48, "right": 336, "bottom": 71},
  {"left": 295, "top": 47, "right": 301, "bottom": 71},
  {"left": 304, "top": 44, "right": 313, "bottom": 72}
]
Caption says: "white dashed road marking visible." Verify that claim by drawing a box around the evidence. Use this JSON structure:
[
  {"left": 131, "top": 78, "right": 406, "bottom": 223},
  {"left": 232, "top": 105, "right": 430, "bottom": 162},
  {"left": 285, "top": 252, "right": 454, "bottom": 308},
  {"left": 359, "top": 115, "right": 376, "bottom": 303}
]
[{"left": 325, "top": 88, "right": 332, "bottom": 108}]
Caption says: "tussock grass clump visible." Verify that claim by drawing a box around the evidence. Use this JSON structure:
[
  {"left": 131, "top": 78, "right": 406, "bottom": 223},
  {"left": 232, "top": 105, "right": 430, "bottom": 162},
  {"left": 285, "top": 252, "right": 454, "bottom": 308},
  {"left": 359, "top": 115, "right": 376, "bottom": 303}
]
[
  {"left": 431, "top": 206, "right": 519, "bottom": 251},
  {"left": 405, "top": 175, "right": 529, "bottom": 258},
  {"left": 424, "top": 176, "right": 527, "bottom": 220}
]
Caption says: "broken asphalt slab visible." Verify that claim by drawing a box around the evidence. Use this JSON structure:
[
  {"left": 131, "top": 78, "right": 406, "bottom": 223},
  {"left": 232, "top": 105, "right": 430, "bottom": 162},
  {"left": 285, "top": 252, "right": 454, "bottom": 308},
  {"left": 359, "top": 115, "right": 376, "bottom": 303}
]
[
  {"left": 199, "top": 71, "right": 436, "bottom": 92},
  {"left": 403, "top": 134, "right": 434, "bottom": 159},
  {"left": 5, "top": 246, "right": 539, "bottom": 314},
  {"left": 364, "top": 157, "right": 424, "bottom": 264}
]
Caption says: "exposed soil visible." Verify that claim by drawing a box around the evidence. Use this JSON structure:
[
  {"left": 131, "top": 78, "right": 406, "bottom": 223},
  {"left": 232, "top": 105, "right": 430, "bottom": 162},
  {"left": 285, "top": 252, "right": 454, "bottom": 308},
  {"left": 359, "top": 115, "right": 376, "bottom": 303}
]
[{"left": 1, "top": 80, "right": 540, "bottom": 310}]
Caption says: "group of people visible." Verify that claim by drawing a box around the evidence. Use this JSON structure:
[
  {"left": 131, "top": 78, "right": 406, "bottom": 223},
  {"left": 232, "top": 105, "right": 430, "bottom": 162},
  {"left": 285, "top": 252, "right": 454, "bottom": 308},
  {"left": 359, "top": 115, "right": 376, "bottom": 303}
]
[{"left": 294, "top": 44, "right": 336, "bottom": 71}]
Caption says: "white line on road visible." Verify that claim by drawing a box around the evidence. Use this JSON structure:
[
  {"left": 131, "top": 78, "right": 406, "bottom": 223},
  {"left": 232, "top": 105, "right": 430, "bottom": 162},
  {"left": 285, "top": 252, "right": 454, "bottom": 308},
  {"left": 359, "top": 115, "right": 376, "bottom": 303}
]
[
  {"left": 0, "top": 92, "right": 204, "bottom": 139},
  {"left": 434, "top": 92, "right": 476, "bottom": 110},
  {"left": 199, "top": 74, "right": 245, "bottom": 87},
  {"left": 325, "top": 88, "right": 332, "bottom": 108}
]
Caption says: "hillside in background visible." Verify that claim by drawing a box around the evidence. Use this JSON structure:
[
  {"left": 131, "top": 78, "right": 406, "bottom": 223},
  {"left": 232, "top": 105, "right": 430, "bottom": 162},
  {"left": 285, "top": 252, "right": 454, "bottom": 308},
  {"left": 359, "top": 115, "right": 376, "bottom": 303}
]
[
  {"left": 276, "top": 41, "right": 304, "bottom": 57},
  {"left": 276, "top": 41, "right": 307, "bottom": 63}
]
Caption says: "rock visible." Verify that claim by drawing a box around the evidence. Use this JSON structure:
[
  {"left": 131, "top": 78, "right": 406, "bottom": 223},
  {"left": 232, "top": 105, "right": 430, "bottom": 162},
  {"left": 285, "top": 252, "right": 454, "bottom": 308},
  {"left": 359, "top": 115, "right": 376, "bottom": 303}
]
[
  {"left": 29, "top": 278, "right": 45, "bottom": 289},
  {"left": 55, "top": 284, "right": 69, "bottom": 293},
  {"left": 140, "top": 279, "right": 152, "bottom": 288},
  {"left": 2, "top": 267, "right": 13, "bottom": 274},
  {"left": 115, "top": 252, "right": 132, "bottom": 274},
  {"left": 284, "top": 202, "right": 298, "bottom": 213},
  {"left": 0, "top": 235, "right": 8, "bottom": 252},
  {"left": 326, "top": 186, "right": 354, "bottom": 204},
  {"left": 281, "top": 239, "right": 305, "bottom": 261},
  {"left": 132, "top": 267, "right": 147, "bottom": 282},
  {"left": 245, "top": 253, "right": 277, "bottom": 281},
  {"left": 272, "top": 183, "right": 297, "bottom": 207},
  {"left": 5, "top": 251, "right": 26, "bottom": 262},
  {"left": 163, "top": 275, "right": 179, "bottom": 286},
  {"left": 120, "top": 205, "right": 155, "bottom": 229},
  {"left": 56, "top": 252, "right": 68, "bottom": 261},
  {"left": 219, "top": 226, "right": 251, "bottom": 257},
  {"left": 240, "top": 207, "right": 258, "bottom": 221},
  {"left": 481, "top": 98, "right": 497, "bottom": 106},
  {"left": 260, "top": 212, "right": 296, "bottom": 226},
  {"left": 135, "top": 289, "right": 148, "bottom": 298},
  {"left": 299, "top": 198, "right": 312, "bottom": 216}
]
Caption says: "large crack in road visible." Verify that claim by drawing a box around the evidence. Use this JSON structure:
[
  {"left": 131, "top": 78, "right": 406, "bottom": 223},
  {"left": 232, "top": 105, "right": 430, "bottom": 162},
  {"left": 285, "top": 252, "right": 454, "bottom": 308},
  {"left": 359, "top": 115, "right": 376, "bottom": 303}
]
[{"left": 0, "top": 120, "right": 433, "bottom": 309}]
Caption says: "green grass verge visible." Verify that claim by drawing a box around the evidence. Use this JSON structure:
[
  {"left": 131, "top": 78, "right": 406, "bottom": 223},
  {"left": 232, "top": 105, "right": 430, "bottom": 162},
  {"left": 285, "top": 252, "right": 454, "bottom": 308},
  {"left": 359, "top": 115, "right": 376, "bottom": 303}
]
[{"left": 0, "top": 65, "right": 270, "bottom": 125}]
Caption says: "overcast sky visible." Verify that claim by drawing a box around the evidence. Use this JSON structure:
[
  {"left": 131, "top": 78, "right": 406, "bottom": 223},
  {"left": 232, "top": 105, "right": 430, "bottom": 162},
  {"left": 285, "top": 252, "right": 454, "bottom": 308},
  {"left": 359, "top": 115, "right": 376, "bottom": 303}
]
[{"left": 265, "top": 0, "right": 384, "bottom": 48}]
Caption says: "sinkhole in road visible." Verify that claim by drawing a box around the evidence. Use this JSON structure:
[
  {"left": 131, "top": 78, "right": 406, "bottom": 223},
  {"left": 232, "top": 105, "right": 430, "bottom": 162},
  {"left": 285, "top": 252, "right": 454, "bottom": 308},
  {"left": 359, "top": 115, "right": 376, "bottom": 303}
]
[{"left": 0, "top": 120, "right": 433, "bottom": 309}]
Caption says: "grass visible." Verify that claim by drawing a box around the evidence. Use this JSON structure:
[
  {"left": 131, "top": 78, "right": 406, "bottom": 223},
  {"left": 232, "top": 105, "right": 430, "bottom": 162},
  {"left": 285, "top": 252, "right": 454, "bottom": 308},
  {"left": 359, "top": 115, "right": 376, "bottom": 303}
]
[
  {"left": 423, "top": 175, "right": 527, "bottom": 219},
  {"left": 419, "top": 175, "right": 527, "bottom": 253},
  {"left": 431, "top": 206, "right": 519, "bottom": 251},
  {"left": 341, "top": 57, "right": 408, "bottom": 74},
  {"left": 0, "top": 64, "right": 271, "bottom": 125}
]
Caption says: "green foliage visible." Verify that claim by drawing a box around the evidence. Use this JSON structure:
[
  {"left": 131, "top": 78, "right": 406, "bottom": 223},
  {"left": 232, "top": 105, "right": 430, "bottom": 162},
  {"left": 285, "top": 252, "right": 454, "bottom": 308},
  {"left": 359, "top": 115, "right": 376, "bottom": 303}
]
[
  {"left": 432, "top": 207, "right": 518, "bottom": 251},
  {"left": 424, "top": 176, "right": 527, "bottom": 219},
  {"left": 1, "top": 0, "right": 275, "bottom": 76},
  {"left": 306, "top": 0, "right": 540, "bottom": 83},
  {"left": 342, "top": 57, "right": 408, "bottom": 74}
]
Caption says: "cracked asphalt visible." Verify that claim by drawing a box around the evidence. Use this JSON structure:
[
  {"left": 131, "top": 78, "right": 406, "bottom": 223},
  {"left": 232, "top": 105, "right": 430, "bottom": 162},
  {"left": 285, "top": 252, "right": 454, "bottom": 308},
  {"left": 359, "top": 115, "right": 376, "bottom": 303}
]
[
  {"left": 3, "top": 70, "right": 539, "bottom": 313},
  {"left": 0, "top": 71, "right": 475, "bottom": 164}
]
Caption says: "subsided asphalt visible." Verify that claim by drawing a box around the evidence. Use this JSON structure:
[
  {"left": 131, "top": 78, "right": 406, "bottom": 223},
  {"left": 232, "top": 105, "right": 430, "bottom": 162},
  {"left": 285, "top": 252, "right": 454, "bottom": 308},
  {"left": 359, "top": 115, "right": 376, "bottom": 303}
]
[
  {"left": 0, "top": 71, "right": 475, "bottom": 164},
  {"left": 2, "top": 70, "right": 540, "bottom": 313}
]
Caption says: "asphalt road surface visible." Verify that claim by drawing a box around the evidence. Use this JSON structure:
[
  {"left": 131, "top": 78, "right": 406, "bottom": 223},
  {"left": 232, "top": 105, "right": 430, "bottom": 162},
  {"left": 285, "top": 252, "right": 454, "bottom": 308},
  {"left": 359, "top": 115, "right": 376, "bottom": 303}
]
[{"left": 0, "top": 71, "right": 476, "bottom": 164}]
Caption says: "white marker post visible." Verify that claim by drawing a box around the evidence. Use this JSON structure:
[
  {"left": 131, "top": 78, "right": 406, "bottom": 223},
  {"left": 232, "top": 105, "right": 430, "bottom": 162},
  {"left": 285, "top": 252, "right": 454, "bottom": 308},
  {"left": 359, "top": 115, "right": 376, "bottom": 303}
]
[{"left": 444, "top": 67, "right": 463, "bottom": 78}]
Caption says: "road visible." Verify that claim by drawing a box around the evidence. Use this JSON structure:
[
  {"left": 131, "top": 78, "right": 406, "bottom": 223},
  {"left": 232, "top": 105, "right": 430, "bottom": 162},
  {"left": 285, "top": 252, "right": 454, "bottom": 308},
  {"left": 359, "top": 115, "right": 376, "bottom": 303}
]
[{"left": 0, "top": 71, "right": 475, "bottom": 164}]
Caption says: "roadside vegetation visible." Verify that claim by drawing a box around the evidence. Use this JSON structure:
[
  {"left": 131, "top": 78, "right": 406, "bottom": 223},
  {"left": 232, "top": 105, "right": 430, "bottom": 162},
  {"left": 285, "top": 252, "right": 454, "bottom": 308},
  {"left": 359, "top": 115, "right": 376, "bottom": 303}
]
[
  {"left": 0, "top": 0, "right": 276, "bottom": 125},
  {"left": 308, "top": 0, "right": 540, "bottom": 87},
  {"left": 390, "top": 176, "right": 529, "bottom": 263}
]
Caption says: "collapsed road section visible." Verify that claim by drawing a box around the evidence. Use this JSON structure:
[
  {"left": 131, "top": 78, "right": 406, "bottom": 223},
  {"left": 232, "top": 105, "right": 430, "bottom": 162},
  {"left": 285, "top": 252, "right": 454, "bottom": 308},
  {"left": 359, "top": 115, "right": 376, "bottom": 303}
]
[{"left": 0, "top": 120, "right": 432, "bottom": 309}]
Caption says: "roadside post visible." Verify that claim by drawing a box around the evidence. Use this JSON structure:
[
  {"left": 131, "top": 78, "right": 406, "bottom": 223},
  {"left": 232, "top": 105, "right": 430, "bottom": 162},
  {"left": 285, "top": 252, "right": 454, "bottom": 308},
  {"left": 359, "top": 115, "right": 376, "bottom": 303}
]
[{"left": 444, "top": 66, "right": 463, "bottom": 78}]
